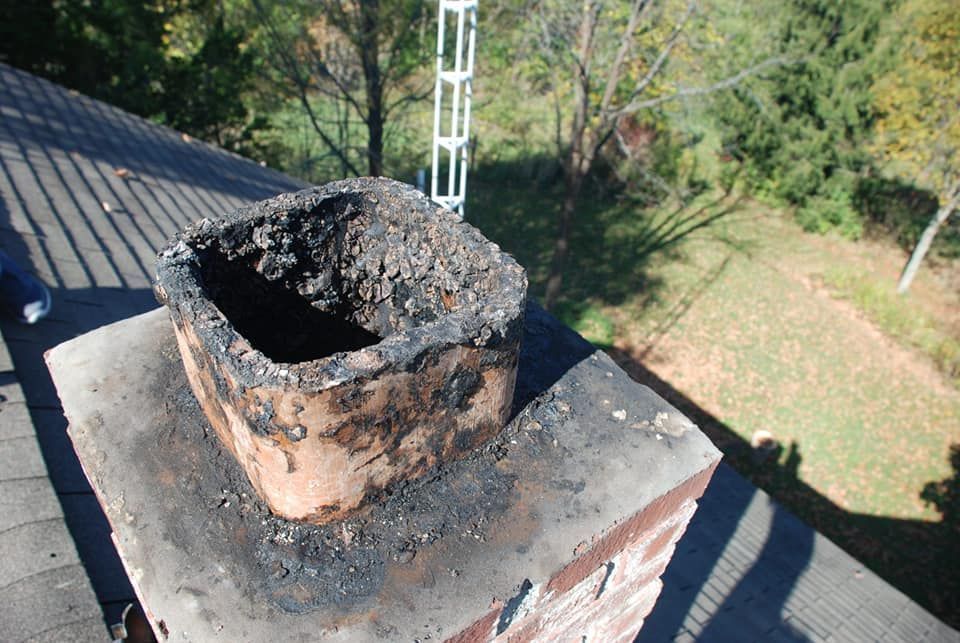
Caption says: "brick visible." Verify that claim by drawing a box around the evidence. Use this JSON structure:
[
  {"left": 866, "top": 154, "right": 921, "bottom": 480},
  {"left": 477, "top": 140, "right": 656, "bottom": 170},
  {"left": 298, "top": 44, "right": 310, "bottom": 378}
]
[
  {"left": 590, "top": 581, "right": 662, "bottom": 642},
  {"left": 474, "top": 469, "right": 715, "bottom": 643},
  {"left": 21, "top": 59, "right": 734, "bottom": 642},
  {"left": 546, "top": 468, "right": 714, "bottom": 597},
  {"left": 157, "top": 179, "right": 526, "bottom": 524},
  {"left": 447, "top": 608, "right": 501, "bottom": 643}
]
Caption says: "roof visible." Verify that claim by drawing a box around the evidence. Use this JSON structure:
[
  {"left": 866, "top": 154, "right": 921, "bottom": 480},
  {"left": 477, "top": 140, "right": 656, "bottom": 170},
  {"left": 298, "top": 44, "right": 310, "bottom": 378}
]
[
  {"left": 0, "top": 62, "right": 303, "bottom": 640},
  {"left": 640, "top": 463, "right": 958, "bottom": 642},
  {"left": 0, "top": 62, "right": 956, "bottom": 642}
]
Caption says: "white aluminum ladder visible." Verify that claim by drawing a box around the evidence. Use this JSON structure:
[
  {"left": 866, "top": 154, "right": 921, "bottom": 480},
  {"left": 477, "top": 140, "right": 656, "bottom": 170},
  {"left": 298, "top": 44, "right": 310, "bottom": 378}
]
[{"left": 430, "top": 0, "right": 477, "bottom": 219}]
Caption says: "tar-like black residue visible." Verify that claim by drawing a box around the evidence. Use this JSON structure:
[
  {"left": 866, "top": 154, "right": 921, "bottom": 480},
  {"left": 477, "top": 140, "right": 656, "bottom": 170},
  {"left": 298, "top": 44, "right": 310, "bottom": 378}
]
[
  {"left": 433, "top": 366, "right": 482, "bottom": 410},
  {"left": 148, "top": 357, "right": 550, "bottom": 614},
  {"left": 139, "top": 302, "right": 586, "bottom": 618}
]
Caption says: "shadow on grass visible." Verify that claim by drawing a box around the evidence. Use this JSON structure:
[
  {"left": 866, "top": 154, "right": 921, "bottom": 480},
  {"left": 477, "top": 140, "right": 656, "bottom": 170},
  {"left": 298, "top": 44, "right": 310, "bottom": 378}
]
[
  {"left": 856, "top": 175, "right": 960, "bottom": 260},
  {"left": 611, "top": 348, "right": 960, "bottom": 631},
  {"left": 464, "top": 157, "right": 958, "bottom": 627},
  {"left": 466, "top": 155, "right": 745, "bottom": 331}
]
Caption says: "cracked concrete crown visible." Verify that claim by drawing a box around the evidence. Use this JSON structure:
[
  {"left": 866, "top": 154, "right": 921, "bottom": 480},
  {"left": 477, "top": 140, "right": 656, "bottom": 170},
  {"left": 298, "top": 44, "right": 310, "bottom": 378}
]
[{"left": 154, "top": 178, "right": 528, "bottom": 523}]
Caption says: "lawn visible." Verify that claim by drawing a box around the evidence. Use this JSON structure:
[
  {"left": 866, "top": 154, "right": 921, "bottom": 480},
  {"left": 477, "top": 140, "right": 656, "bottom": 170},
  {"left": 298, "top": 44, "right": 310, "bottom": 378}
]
[{"left": 467, "top": 177, "right": 960, "bottom": 625}]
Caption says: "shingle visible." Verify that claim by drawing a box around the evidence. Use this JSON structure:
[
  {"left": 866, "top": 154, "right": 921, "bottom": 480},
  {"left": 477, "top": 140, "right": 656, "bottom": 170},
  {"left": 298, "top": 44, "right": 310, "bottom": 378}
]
[
  {"left": 0, "top": 564, "right": 105, "bottom": 643},
  {"left": 0, "top": 434, "right": 46, "bottom": 480}
]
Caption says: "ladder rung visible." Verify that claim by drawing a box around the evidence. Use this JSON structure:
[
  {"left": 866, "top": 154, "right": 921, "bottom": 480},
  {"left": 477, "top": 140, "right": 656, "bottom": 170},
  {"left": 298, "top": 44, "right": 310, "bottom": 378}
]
[
  {"left": 440, "top": 0, "right": 478, "bottom": 11},
  {"left": 433, "top": 195, "right": 464, "bottom": 210},
  {"left": 439, "top": 71, "right": 473, "bottom": 83},
  {"left": 436, "top": 136, "right": 468, "bottom": 150}
]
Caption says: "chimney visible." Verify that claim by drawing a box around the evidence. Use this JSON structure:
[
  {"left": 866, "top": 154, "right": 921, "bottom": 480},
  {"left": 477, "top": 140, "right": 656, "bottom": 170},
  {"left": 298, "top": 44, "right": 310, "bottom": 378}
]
[
  {"left": 47, "top": 178, "right": 722, "bottom": 642},
  {"left": 154, "top": 179, "right": 527, "bottom": 523}
]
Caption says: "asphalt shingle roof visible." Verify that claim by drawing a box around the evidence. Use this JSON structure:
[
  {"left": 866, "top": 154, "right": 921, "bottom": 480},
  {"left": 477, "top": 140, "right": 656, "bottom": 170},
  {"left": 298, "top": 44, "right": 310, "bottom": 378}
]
[{"left": 0, "top": 62, "right": 303, "bottom": 641}]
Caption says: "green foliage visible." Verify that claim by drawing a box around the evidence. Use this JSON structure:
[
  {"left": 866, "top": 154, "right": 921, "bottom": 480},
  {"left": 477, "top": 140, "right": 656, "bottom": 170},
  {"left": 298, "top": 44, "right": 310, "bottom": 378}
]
[
  {"left": 0, "top": 1, "right": 268, "bottom": 157},
  {"left": 716, "top": 0, "right": 894, "bottom": 233},
  {"left": 255, "top": 99, "right": 361, "bottom": 182},
  {"left": 160, "top": 16, "right": 256, "bottom": 147},
  {"left": 246, "top": 0, "right": 433, "bottom": 176},
  {"left": 795, "top": 179, "right": 863, "bottom": 239},
  {"left": 871, "top": 0, "right": 960, "bottom": 203},
  {"left": 0, "top": 0, "right": 171, "bottom": 116}
]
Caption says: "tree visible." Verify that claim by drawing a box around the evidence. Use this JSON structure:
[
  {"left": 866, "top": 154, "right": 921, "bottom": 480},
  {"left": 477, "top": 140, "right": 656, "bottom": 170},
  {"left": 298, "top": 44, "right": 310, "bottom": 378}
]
[
  {"left": 160, "top": 12, "right": 259, "bottom": 149},
  {"left": 0, "top": 0, "right": 171, "bottom": 117},
  {"left": 0, "top": 1, "right": 265, "bottom": 155},
  {"left": 251, "top": 0, "right": 431, "bottom": 177},
  {"left": 716, "top": 0, "right": 893, "bottom": 239},
  {"left": 532, "top": 0, "right": 785, "bottom": 309},
  {"left": 871, "top": 0, "right": 960, "bottom": 294}
]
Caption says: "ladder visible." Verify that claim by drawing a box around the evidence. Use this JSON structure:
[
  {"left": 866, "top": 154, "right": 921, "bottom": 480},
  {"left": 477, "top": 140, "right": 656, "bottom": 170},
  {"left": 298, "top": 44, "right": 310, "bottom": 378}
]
[{"left": 430, "top": 0, "right": 477, "bottom": 219}]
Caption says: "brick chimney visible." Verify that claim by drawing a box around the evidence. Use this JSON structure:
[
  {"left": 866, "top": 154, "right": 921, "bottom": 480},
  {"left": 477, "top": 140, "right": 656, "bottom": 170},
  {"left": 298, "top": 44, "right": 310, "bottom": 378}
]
[
  {"left": 47, "top": 178, "right": 722, "bottom": 642},
  {"left": 154, "top": 178, "right": 527, "bottom": 524}
]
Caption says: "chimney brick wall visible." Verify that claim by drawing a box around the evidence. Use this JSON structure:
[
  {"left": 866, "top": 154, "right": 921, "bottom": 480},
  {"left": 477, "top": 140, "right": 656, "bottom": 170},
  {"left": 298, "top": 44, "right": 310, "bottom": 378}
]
[{"left": 450, "top": 463, "right": 714, "bottom": 643}]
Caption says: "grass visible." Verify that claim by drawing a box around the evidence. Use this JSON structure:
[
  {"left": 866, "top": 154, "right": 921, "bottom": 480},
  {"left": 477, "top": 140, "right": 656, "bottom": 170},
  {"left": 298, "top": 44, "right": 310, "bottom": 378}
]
[
  {"left": 465, "top": 177, "right": 960, "bottom": 625},
  {"left": 553, "top": 300, "right": 617, "bottom": 349},
  {"left": 821, "top": 266, "right": 960, "bottom": 383},
  {"left": 264, "top": 87, "right": 960, "bottom": 619}
]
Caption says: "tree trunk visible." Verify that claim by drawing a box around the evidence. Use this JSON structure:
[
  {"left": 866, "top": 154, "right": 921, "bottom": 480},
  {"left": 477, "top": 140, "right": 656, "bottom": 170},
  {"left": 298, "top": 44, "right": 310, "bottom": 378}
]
[
  {"left": 543, "top": 104, "right": 593, "bottom": 310},
  {"left": 543, "top": 170, "right": 584, "bottom": 310},
  {"left": 542, "top": 0, "right": 597, "bottom": 311},
  {"left": 897, "top": 186, "right": 960, "bottom": 294},
  {"left": 365, "top": 102, "right": 384, "bottom": 177},
  {"left": 360, "top": 0, "right": 384, "bottom": 176}
]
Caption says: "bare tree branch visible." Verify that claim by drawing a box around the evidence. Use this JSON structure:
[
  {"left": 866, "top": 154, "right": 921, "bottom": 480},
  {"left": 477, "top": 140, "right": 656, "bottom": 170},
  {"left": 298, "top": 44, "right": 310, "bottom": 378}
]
[
  {"left": 536, "top": 0, "right": 789, "bottom": 308},
  {"left": 622, "top": 0, "right": 697, "bottom": 109},
  {"left": 253, "top": 0, "right": 430, "bottom": 176},
  {"left": 251, "top": 0, "right": 362, "bottom": 176},
  {"left": 598, "top": 0, "right": 655, "bottom": 116},
  {"left": 613, "top": 55, "right": 792, "bottom": 117}
]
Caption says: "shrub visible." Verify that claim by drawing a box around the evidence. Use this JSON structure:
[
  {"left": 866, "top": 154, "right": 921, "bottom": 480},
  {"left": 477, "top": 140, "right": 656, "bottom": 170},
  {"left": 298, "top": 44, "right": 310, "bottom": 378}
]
[{"left": 796, "top": 193, "right": 863, "bottom": 240}]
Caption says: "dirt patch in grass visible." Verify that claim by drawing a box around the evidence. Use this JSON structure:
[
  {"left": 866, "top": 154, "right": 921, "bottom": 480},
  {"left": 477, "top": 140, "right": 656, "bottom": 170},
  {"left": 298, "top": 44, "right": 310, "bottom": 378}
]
[
  {"left": 468, "top": 181, "right": 960, "bottom": 624},
  {"left": 606, "top": 209, "right": 960, "bottom": 624}
]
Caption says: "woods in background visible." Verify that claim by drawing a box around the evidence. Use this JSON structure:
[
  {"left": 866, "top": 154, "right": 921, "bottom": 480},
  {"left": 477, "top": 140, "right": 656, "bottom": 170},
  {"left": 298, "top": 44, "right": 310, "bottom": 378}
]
[{"left": 2, "top": 0, "right": 956, "bottom": 293}]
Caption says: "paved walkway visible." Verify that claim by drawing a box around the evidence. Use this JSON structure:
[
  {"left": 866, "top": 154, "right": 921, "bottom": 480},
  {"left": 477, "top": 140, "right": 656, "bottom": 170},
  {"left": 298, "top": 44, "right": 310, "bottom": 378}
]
[{"left": 0, "top": 63, "right": 955, "bottom": 642}]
